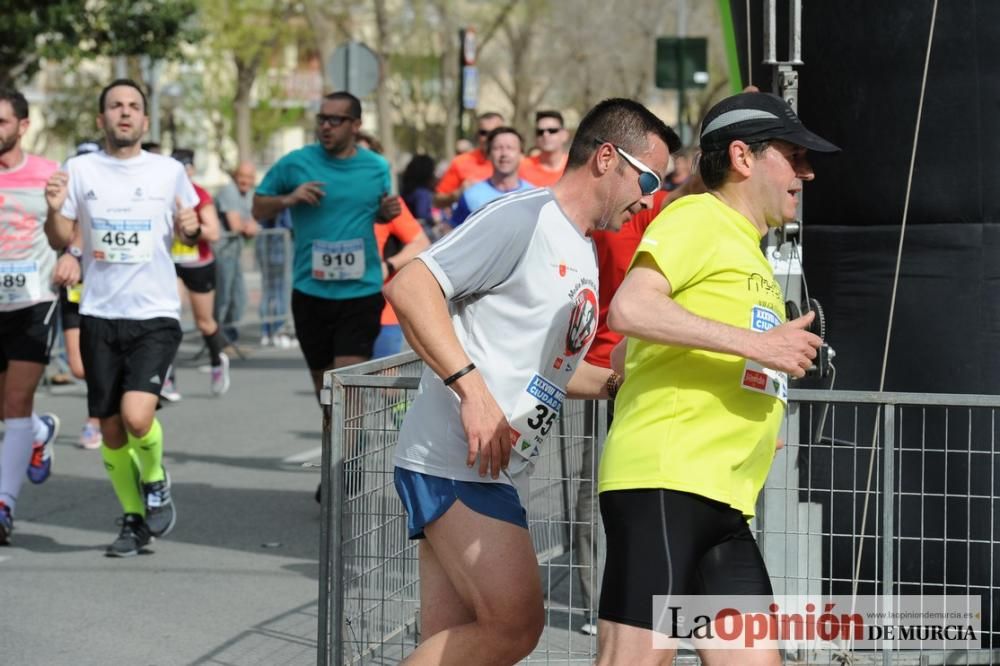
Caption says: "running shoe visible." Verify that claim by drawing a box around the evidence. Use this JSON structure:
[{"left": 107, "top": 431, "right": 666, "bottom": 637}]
[
  {"left": 260, "top": 334, "right": 272, "bottom": 347},
  {"left": 275, "top": 333, "right": 292, "bottom": 349},
  {"left": 160, "top": 377, "right": 182, "bottom": 402},
  {"left": 580, "top": 622, "right": 598, "bottom": 636},
  {"left": 143, "top": 469, "right": 176, "bottom": 538},
  {"left": 106, "top": 513, "right": 151, "bottom": 557},
  {"left": 211, "top": 352, "right": 231, "bottom": 396},
  {"left": 78, "top": 421, "right": 102, "bottom": 450},
  {"left": 27, "top": 412, "right": 59, "bottom": 484},
  {"left": 0, "top": 501, "right": 12, "bottom": 545}
]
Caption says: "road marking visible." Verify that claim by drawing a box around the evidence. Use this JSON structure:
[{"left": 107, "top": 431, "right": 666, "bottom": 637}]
[{"left": 283, "top": 447, "right": 322, "bottom": 465}]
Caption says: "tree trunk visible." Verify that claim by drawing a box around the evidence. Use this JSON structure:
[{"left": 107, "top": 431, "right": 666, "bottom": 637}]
[
  {"left": 372, "top": 0, "right": 397, "bottom": 174},
  {"left": 234, "top": 57, "right": 257, "bottom": 162}
]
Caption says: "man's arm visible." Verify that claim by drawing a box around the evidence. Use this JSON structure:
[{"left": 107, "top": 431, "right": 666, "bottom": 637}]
[
  {"left": 44, "top": 170, "right": 75, "bottom": 250},
  {"left": 566, "top": 360, "right": 615, "bottom": 400},
  {"left": 608, "top": 253, "right": 821, "bottom": 378},
  {"left": 251, "top": 181, "right": 325, "bottom": 221},
  {"left": 384, "top": 231, "right": 429, "bottom": 278},
  {"left": 384, "top": 259, "right": 512, "bottom": 478}
]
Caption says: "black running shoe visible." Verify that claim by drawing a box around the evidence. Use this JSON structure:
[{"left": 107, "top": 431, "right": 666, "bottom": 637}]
[
  {"left": 0, "top": 501, "right": 13, "bottom": 545},
  {"left": 106, "top": 513, "right": 151, "bottom": 557},
  {"left": 143, "top": 469, "right": 176, "bottom": 538}
]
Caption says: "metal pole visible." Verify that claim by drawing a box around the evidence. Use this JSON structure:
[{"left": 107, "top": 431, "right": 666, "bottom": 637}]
[
  {"left": 881, "top": 403, "right": 896, "bottom": 665},
  {"left": 317, "top": 371, "right": 333, "bottom": 666},
  {"left": 763, "top": 0, "right": 777, "bottom": 64}
]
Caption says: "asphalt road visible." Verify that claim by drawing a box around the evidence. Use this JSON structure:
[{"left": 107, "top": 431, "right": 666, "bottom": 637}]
[{"left": 3, "top": 341, "right": 325, "bottom": 666}]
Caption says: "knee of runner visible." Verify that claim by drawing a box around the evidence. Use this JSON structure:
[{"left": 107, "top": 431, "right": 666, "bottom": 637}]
[{"left": 489, "top": 604, "right": 544, "bottom": 660}]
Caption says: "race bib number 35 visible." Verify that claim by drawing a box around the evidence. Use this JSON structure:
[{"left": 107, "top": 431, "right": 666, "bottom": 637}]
[
  {"left": 92, "top": 219, "right": 154, "bottom": 263},
  {"left": 742, "top": 305, "right": 788, "bottom": 403},
  {"left": 0, "top": 261, "right": 41, "bottom": 304},
  {"left": 508, "top": 374, "right": 566, "bottom": 461},
  {"left": 312, "top": 238, "right": 365, "bottom": 281}
]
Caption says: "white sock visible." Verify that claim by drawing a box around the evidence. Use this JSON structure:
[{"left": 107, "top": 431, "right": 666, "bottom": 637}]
[
  {"left": 31, "top": 412, "right": 49, "bottom": 444},
  {"left": 0, "top": 417, "right": 34, "bottom": 514}
]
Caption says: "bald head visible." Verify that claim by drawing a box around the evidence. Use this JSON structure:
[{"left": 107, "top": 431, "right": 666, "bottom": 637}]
[{"left": 234, "top": 161, "right": 256, "bottom": 194}]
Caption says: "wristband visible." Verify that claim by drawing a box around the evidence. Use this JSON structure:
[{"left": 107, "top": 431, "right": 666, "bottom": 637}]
[
  {"left": 442, "top": 363, "right": 476, "bottom": 386},
  {"left": 606, "top": 371, "right": 622, "bottom": 400},
  {"left": 183, "top": 225, "right": 202, "bottom": 241}
]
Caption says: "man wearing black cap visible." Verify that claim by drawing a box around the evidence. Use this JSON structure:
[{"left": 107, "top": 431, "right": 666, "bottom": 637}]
[{"left": 594, "top": 92, "right": 839, "bottom": 664}]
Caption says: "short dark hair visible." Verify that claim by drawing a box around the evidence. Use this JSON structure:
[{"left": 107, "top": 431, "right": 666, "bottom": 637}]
[
  {"left": 99, "top": 79, "right": 148, "bottom": 114},
  {"left": 535, "top": 110, "right": 564, "bottom": 127},
  {"left": 0, "top": 88, "right": 28, "bottom": 120},
  {"left": 171, "top": 148, "right": 195, "bottom": 166},
  {"left": 698, "top": 139, "right": 771, "bottom": 190},
  {"left": 486, "top": 126, "right": 523, "bottom": 152},
  {"left": 323, "top": 91, "right": 361, "bottom": 119},
  {"left": 566, "top": 98, "right": 680, "bottom": 170},
  {"left": 401, "top": 154, "right": 437, "bottom": 195},
  {"left": 478, "top": 111, "right": 504, "bottom": 125}
]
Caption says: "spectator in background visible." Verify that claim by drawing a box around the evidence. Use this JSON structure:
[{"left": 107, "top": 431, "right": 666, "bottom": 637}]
[
  {"left": 519, "top": 110, "right": 569, "bottom": 186},
  {"left": 664, "top": 146, "right": 693, "bottom": 192},
  {"left": 400, "top": 154, "right": 445, "bottom": 241},
  {"left": 433, "top": 111, "right": 504, "bottom": 208},
  {"left": 213, "top": 161, "right": 259, "bottom": 343},
  {"left": 450, "top": 127, "right": 536, "bottom": 227},
  {"left": 256, "top": 208, "right": 294, "bottom": 348}
]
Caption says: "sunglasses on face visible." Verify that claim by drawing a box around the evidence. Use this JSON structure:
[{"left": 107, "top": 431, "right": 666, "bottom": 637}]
[
  {"left": 316, "top": 114, "right": 355, "bottom": 127},
  {"left": 535, "top": 127, "right": 561, "bottom": 136},
  {"left": 594, "top": 137, "right": 661, "bottom": 195}
]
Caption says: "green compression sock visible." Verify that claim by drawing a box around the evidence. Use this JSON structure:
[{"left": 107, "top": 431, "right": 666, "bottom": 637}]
[
  {"left": 101, "top": 444, "right": 145, "bottom": 516},
  {"left": 129, "top": 418, "right": 165, "bottom": 484}
]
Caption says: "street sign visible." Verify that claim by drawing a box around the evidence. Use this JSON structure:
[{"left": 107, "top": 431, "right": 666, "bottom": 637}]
[{"left": 327, "top": 42, "right": 380, "bottom": 98}]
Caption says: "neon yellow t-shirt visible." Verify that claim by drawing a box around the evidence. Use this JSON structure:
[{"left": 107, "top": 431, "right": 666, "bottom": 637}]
[{"left": 598, "top": 193, "right": 787, "bottom": 516}]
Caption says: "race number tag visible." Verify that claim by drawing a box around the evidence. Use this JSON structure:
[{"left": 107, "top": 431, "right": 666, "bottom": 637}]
[
  {"left": 91, "top": 219, "right": 153, "bottom": 263},
  {"left": 0, "top": 261, "right": 41, "bottom": 304},
  {"left": 312, "top": 238, "right": 365, "bottom": 281},
  {"left": 170, "top": 237, "right": 200, "bottom": 264},
  {"left": 741, "top": 305, "right": 788, "bottom": 404},
  {"left": 508, "top": 374, "right": 565, "bottom": 461}
]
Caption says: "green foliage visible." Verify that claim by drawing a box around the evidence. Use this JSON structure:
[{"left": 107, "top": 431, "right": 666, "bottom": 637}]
[
  {"left": 0, "top": 0, "right": 89, "bottom": 86},
  {"left": 88, "top": 0, "right": 203, "bottom": 60}
]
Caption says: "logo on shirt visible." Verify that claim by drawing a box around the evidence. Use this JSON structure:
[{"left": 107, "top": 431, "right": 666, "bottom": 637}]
[
  {"left": 551, "top": 261, "right": 576, "bottom": 278},
  {"left": 553, "top": 357, "right": 563, "bottom": 370},
  {"left": 85, "top": 190, "right": 97, "bottom": 201},
  {"left": 565, "top": 287, "right": 598, "bottom": 356}
]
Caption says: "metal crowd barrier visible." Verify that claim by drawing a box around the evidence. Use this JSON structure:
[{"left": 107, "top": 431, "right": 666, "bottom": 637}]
[{"left": 319, "top": 355, "right": 1000, "bottom": 665}]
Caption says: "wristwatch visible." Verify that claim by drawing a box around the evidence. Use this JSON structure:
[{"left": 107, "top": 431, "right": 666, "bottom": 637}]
[{"left": 66, "top": 245, "right": 83, "bottom": 261}]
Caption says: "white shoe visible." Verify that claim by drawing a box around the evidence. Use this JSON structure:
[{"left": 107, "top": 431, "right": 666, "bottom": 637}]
[
  {"left": 260, "top": 335, "right": 272, "bottom": 347},
  {"left": 580, "top": 622, "right": 597, "bottom": 636},
  {"left": 276, "top": 333, "right": 292, "bottom": 349},
  {"left": 160, "top": 378, "right": 182, "bottom": 402},
  {"left": 211, "top": 352, "right": 231, "bottom": 396}
]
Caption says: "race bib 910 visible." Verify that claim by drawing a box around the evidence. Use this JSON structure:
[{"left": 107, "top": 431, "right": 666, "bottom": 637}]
[{"left": 312, "top": 238, "right": 365, "bottom": 281}]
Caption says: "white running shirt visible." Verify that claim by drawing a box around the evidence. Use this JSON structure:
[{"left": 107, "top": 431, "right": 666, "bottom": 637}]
[
  {"left": 394, "top": 188, "right": 600, "bottom": 504},
  {"left": 61, "top": 150, "right": 198, "bottom": 320}
]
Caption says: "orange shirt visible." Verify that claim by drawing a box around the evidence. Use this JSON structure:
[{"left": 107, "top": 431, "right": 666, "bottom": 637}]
[
  {"left": 518, "top": 153, "right": 567, "bottom": 187},
  {"left": 435, "top": 149, "right": 493, "bottom": 195},
  {"left": 375, "top": 201, "right": 424, "bottom": 325},
  {"left": 584, "top": 190, "right": 671, "bottom": 368}
]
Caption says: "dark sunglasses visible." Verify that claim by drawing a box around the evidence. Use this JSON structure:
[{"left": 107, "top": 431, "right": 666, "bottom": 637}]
[
  {"left": 535, "top": 127, "right": 561, "bottom": 136},
  {"left": 477, "top": 129, "right": 490, "bottom": 136},
  {"left": 594, "top": 137, "right": 661, "bottom": 196},
  {"left": 316, "top": 113, "right": 355, "bottom": 127}
]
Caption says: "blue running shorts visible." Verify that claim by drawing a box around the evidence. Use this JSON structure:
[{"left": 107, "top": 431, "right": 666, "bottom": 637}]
[{"left": 394, "top": 467, "right": 528, "bottom": 539}]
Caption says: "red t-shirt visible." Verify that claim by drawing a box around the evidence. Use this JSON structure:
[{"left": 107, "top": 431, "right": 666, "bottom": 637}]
[
  {"left": 435, "top": 149, "right": 493, "bottom": 196},
  {"left": 584, "top": 190, "right": 671, "bottom": 368},
  {"left": 193, "top": 182, "right": 214, "bottom": 262},
  {"left": 518, "top": 153, "right": 566, "bottom": 187},
  {"left": 375, "top": 200, "right": 423, "bottom": 325}
]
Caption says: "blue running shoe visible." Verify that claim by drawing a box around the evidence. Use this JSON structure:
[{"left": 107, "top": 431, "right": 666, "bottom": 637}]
[
  {"left": 27, "top": 413, "right": 59, "bottom": 484},
  {"left": 0, "top": 501, "right": 12, "bottom": 545}
]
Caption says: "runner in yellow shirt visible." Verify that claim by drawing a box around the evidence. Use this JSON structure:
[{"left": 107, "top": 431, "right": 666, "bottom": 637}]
[{"left": 595, "top": 92, "right": 839, "bottom": 665}]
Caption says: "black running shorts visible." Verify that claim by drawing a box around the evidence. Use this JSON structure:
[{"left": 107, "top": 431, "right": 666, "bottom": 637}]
[
  {"left": 598, "top": 488, "right": 774, "bottom": 630},
  {"left": 80, "top": 315, "right": 182, "bottom": 418},
  {"left": 291, "top": 289, "right": 384, "bottom": 370},
  {"left": 0, "top": 301, "right": 58, "bottom": 371},
  {"left": 175, "top": 261, "right": 216, "bottom": 294},
  {"left": 60, "top": 287, "right": 80, "bottom": 330}
]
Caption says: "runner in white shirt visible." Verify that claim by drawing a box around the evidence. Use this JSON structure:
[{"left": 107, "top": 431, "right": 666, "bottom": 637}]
[
  {"left": 44, "top": 79, "right": 200, "bottom": 557},
  {"left": 386, "top": 98, "right": 675, "bottom": 664},
  {"left": 0, "top": 87, "right": 69, "bottom": 544}
]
